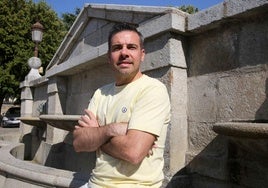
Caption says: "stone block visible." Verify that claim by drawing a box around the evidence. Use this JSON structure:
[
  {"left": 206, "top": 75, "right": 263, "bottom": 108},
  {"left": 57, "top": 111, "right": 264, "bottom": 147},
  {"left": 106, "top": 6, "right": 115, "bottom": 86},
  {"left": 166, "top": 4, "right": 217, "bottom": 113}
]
[
  {"left": 224, "top": 0, "right": 268, "bottom": 17},
  {"left": 188, "top": 122, "right": 218, "bottom": 152},
  {"left": 143, "top": 33, "right": 186, "bottom": 71},
  {"left": 189, "top": 27, "right": 238, "bottom": 76},
  {"left": 47, "top": 78, "right": 58, "bottom": 94},
  {"left": 187, "top": 2, "right": 224, "bottom": 31},
  {"left": 20, "top": 100, "right": 33, "bottom": 116},
  {"left": 69, "top": 40, "right": 84, "bottom": 59},
  {"left": 239, "top": 18, "right": 268, "bottom": 67},
  {"left": 143, "top": 34, "right": 170, "bottom": 71},
  {"left": 4, "top": 178, "right": 45, "bottom": 188},
  {"left": 47, "top": 93, "right": 64, "bottom": 115},
  {"left": 139, "top": 12, "right": 186, "bottom": 39},
  {"left": 168, "top": 68, "right": 188, "bottom": 174},
  {"left": 98, "top": 43, "right": 108, "bottom": 56},
  {"left": 20, "top": 87, "right": 33, "bottom": 100},
  {"left": 187, "top": 135, "right": 229, "bottom": 181},
  {"left": 84, "top": 30, "right": 104, "bottom": 50},
  {"left": 188, "top": 75, "right": 217, "bottom": 122},
  {"left": 81, "top": 18, "right": 99, "bottom": 38},
  {"left": 66, "top": 93, "right": 91, "bottom": 115},
  {"left": 0, "top": 172, "right": 5, "bottom": 188},
  {"left": 169, "top": 38, "right": 187, "bottom": 68},
  {"left": 217, "top": 67, "right": 267, "bottom": 121},
  {"left": 170, "top": 68, "right": 188, "bottom": 116},
  {"left": 169, "top": 115, "right": 188, "bottom": 174},
  {"left": 46, "top": 124, "right": 68, "bottom": 144},
  {"left": 105, "top": 10, "right": 133, "bottom": 23},
  {"left": 87, "top": 6, "right": 106, "bottom": 19}
]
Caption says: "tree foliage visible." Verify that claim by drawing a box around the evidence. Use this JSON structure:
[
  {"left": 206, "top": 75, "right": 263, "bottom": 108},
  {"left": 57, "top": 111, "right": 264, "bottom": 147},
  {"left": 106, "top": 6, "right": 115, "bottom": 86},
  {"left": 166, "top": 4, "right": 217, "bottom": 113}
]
[
  {"left": 178, "top": 5, "right": 199, "bottom": 14},
  {"left": 0, "top": 0, "right": 66, "bottom": 113},
  {"left": 61, "top": 8, "right": 80, "bottom": 30}
]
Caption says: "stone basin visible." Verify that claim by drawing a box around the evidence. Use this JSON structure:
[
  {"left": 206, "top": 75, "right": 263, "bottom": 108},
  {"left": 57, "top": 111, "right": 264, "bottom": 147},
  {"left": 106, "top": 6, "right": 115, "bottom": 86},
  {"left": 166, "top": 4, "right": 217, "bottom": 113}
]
[
  {"left": 213, "top": 122, "right": 268, "bottom": 139},
  {"left": 39, "top": 115, "right": 80, "bottom": 131},
  {"left": 213, "top": 122, "right": 268, "bottom": 157},
  {"left": 0, "top": 141, "right": 89, "bottom": 187},
  {"left": 19, "top": 116, "right": 47, "bottom": 128}
]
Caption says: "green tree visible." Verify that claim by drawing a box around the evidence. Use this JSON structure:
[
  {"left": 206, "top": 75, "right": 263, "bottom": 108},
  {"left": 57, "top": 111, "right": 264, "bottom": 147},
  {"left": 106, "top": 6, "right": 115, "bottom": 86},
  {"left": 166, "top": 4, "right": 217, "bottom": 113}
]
[
  {"left": 178, "top": 5, "right": 198, "bottom": 14},
  {"left": 61, "top": 8, "right": 80, "bottom": 30},
  {"left": 0, "top": 0, "right": 66, "bottom": 113}
]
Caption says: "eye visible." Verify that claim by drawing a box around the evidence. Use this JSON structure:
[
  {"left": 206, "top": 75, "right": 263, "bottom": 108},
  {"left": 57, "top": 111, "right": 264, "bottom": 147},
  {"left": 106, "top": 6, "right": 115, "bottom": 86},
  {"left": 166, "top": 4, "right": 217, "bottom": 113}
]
[
  {"left": 111, "top": 45, "right": 122, "bottom": 52},
  {"left": 127, "top": 44, "right": 138, "bottom": 50}
]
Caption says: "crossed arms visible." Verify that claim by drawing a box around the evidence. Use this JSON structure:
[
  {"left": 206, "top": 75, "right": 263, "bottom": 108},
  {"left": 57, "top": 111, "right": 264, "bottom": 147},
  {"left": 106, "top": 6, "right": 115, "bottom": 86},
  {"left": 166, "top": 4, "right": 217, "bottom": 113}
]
[{"left": 73, "top": 109, "right": 156, "bottom": 164}]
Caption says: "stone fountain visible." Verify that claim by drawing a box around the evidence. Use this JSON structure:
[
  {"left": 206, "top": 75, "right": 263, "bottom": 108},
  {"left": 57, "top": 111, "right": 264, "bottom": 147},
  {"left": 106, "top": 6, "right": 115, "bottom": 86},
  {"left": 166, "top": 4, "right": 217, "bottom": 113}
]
[
  {"left": 213, "top": 121, "right": 268, "bottom": 156},
  {"left": 1, "top": 1, "right": 268, "bottom": 188}
]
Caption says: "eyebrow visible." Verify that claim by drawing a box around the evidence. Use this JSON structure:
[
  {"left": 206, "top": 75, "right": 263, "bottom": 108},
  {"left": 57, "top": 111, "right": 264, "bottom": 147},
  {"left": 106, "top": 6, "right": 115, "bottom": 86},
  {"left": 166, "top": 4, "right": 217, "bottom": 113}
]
[{"left": 111, "top": 43, "right": 139, "bottom": 48}]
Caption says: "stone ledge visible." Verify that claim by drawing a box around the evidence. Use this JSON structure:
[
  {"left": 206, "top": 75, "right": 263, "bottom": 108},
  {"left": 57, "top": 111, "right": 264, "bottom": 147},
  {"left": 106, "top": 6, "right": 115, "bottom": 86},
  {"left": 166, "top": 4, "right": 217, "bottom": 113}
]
[
  {"left": 0, "top": 141, "right": 89, "bottom": 188},
  {"left": 213, "top": 122, "right": 268, "bottom": 139},
  {"left": 187, "top": 0, "right": 268, "bottom": 33}
]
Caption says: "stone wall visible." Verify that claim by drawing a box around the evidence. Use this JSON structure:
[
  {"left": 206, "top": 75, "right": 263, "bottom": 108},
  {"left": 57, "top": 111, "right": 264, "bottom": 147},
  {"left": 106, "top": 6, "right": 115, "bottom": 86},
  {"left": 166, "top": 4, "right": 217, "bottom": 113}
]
[
  {"left": 14, "top": 1, "right": 268, "bottom": 188},
  {"left": 169, "top": 1, "right": 268, "bottom": 187}
]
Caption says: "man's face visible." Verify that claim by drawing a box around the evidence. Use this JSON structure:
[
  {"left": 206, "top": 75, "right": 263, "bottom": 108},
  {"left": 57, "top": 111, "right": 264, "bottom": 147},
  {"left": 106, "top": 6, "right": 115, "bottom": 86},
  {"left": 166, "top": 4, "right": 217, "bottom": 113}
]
[{"left": 108, "top": 30, "right": 145, "bottom": 84}]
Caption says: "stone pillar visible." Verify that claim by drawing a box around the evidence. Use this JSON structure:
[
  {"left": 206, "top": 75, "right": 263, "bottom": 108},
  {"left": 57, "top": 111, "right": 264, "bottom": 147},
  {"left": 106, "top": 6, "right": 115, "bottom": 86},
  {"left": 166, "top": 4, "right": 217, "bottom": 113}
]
[
  {"left": 169, "top": 67, "right": 188, "bottom": 174},
  {"left": 168, "top": 36, "right": 188, "bottom": 175},
  {"left": 46, "top": 76, "right": 68, "bottom": 144},
  {"left": 20, "top": 57, "right": 43, "bottom": 159},
  {"left": 20, "top": 81, "right": 34, "bottom": 136},
  {"left": 20, "top": 57, "right": 42, "bottom": 137}
]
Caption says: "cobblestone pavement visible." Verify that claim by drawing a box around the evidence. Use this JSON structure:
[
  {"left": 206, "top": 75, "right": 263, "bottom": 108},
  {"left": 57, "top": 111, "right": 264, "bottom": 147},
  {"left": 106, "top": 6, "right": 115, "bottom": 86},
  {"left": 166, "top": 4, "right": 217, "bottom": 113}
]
[{"left": 0, "top": 126, "right": 20, "bottom": 135}]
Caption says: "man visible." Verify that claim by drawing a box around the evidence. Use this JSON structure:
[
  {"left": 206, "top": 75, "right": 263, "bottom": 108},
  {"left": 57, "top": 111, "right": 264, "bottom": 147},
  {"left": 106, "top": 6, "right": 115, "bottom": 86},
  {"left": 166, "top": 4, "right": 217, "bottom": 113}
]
[{"left": 73, "top": 23, "right": 170, "bottom": 188}]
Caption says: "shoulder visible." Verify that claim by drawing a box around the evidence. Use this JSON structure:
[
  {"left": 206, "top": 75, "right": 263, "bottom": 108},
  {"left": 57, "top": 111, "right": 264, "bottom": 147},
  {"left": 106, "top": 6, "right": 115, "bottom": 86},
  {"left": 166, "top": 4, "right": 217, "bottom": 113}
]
[
  {"left": 135, "top": 75, "right": 169, "bottom": 102},
  {"left": 140, "top": 75, "right": 168, "bottom": 91},
  {"left": 95, "top": 82, "right": 114, "bottom": 94}
]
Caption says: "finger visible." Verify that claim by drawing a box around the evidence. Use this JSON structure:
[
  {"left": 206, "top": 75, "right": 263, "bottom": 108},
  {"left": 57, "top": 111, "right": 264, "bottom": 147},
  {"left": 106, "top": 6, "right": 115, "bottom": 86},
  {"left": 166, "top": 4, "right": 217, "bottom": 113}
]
[
  {"left": 78, "top": 119, "right": 90, "bottom": 127},
  {"left": 81, "top": 115, "right": 90, "bottom": 123},
  {"left": 147, "top": 149, "right": 153, "bottom": 157},
  {"left": 84, "top": 109, "right": 91, "bottom": 119},
  {"left": 85, "top": 109, "right": 96, "bottom": 120}
]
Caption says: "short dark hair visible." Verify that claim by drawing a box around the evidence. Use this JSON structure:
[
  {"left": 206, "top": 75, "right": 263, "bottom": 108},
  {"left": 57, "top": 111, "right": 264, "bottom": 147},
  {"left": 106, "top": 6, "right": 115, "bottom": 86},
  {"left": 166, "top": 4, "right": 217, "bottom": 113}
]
[{"left": 108, "top": 23, "right": 144, "bottom": 51}]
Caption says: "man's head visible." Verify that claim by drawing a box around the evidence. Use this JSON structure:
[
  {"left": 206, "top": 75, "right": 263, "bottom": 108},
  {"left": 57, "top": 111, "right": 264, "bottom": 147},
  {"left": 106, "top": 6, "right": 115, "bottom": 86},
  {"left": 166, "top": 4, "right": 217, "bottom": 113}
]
[
  {"left": 107, "top": 23, "right": 145, "bottom": 86},
  {"left": 108, "top": 23, "right": 144, "bottom": 52}
]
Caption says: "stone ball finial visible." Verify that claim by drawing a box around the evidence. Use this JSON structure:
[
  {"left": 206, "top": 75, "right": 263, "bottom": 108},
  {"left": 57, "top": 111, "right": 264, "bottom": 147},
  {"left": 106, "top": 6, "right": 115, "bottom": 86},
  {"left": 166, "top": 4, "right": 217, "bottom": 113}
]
[{"left": 28, "top": 57, "right": 41, "bottom": 69}]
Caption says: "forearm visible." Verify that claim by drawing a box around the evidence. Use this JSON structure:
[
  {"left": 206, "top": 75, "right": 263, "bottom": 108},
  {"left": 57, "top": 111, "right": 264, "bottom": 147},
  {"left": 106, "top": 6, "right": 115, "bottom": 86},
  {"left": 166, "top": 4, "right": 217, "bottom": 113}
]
[
  {"left": 101, "top": 136, "right": 130, "bottom": 161},
  {"left": 73, "top": 122, "right": 128, "bottom": 152},
  {"left": 73, "top": 126, "right": 110, "bottom": 152},
  {"left": 101, "top": 130, "right": 156, "bottom": 164}
]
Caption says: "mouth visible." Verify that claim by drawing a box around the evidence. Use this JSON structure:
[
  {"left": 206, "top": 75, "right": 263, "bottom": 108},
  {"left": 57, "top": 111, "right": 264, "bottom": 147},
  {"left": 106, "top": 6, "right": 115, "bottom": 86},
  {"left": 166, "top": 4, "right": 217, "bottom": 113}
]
[{"left": 117, "top": 61, "right": 132, "bottom": 66}]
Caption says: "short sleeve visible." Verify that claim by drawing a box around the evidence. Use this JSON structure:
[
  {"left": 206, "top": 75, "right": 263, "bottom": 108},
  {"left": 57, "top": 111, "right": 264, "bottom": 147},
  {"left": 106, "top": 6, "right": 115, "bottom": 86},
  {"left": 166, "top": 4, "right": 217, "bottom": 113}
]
[{"left": 128, "top": 83, "right": 170, "bottom": 137}]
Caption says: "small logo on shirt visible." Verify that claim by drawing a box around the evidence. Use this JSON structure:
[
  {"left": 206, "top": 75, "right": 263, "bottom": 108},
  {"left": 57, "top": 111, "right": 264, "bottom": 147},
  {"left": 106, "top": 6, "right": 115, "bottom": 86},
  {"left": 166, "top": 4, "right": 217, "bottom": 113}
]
[{"left": 121, "top": 107, "right": 127, "bottom": 113}]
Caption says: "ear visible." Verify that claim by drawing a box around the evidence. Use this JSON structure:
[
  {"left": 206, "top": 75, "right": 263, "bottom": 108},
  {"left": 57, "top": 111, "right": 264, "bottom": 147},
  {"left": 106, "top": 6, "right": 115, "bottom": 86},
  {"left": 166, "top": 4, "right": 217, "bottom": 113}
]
[
  {"left": 107, "top": 51, "right": 111, "bottom": 64},
  {"left": 141, "top": 48, "right": 145, "bottom": 62}
]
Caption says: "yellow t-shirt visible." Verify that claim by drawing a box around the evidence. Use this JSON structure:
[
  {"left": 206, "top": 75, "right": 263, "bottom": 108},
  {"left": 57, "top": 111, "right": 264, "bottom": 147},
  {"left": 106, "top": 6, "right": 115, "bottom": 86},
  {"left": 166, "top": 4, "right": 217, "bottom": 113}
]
[{"left": 88, "top": 75, "right": 170, "bottom": 188}]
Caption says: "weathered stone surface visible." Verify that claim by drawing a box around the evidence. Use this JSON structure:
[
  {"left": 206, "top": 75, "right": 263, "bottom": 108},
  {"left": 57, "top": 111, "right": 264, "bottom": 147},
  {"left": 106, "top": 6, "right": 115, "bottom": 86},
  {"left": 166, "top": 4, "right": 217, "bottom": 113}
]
[
  {"left": 224, "top": 0, "right": 268, "bottom": 17},
  {"left": 10, "top": 1, "right": 268, "bottom": 188},
  {"left": 189, "top": 27, "right": 238, "bottom": 76},
  {"left": 188, "top": 75, "right": 218, "bottom": 123},
  {"left": 187, "top": 2, "right": 224, "bottom": 31},
  {"left": 239, "top": 18, "right": 268, "bottom": 67},
  {"left": 217, "top": 67, "right": 267, "bottom": 121}
]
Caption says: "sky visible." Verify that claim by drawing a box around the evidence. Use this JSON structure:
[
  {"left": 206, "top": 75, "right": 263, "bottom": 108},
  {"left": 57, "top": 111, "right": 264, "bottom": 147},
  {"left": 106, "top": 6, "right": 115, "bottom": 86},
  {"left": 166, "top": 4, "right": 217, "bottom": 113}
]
[{"left": 34, "top": 0, "right": 223, "bottom": 17}]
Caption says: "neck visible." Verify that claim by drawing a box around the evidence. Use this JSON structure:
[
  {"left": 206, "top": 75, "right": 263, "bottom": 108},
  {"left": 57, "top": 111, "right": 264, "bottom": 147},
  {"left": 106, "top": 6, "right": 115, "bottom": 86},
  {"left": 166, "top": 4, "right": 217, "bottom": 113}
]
[{"left": 115, "top": 72, "right": 143, "bottom": 86}]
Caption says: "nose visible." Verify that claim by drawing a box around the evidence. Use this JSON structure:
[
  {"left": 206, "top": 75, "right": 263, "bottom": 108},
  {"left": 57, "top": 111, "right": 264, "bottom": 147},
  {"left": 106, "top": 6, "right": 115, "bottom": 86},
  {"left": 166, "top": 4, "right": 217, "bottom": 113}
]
[{"left": 120, "top": 46, "right": 129, "bottom": 57}]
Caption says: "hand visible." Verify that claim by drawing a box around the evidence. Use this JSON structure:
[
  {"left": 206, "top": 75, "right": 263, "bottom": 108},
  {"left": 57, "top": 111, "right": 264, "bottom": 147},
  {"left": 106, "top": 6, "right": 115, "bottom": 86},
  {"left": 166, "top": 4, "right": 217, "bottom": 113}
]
[
  {"left": 147, "top": 143, "right": 157, "bottom": 156},
  {"left": 75, "top": 109, "right": 99, "bottom": 129}
]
